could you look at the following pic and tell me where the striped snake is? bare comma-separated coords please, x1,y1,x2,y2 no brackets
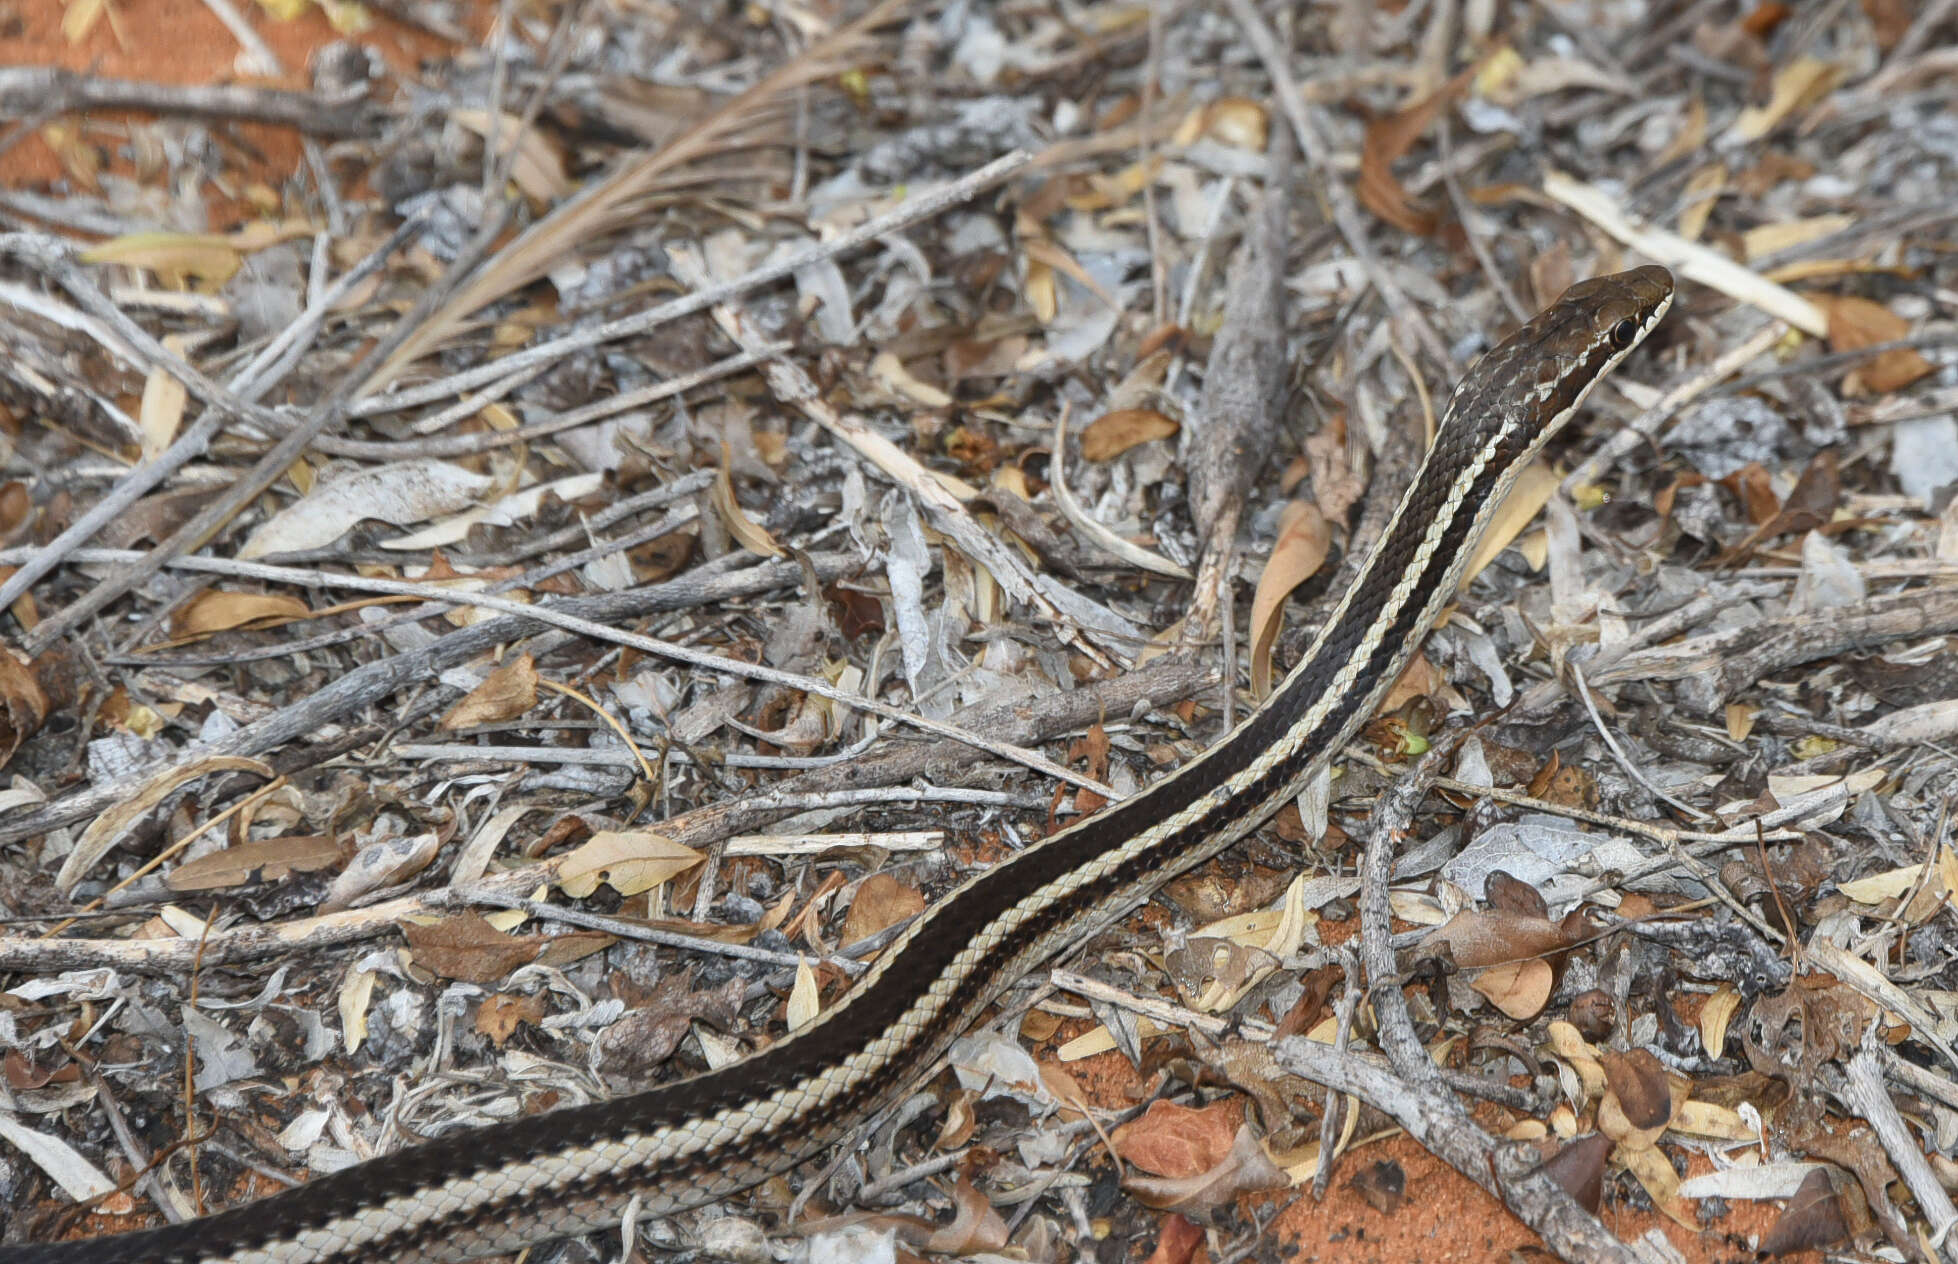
2,266,1673,1264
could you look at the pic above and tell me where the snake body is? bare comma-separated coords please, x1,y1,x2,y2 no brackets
2,265,1674,1264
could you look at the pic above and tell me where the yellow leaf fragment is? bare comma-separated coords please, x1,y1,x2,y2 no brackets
556,831,702,899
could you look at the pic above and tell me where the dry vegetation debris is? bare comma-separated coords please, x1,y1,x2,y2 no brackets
2,0,1958,1261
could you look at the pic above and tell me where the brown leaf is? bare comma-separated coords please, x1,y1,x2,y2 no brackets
922,1175,1009,1255
1356,66,1475,236
842,872,926,945
1139,1214,1206,1264
1533,1134,1612,1214
1123,1119,1288,1219
441,653,539,730
1599,1048,1674,1131
474,991,547,1047
1484,870,1548,920
1420,908,1580,969
596,966,747,1083
1348,1158,1406,1214
170,590,313,638
1248,502,1331,697
1113,1099,1244,1179
1568,989,1616,1044
1470,958,1555,1020
1080,408,1179,462
403,914,543,985
0,647,49,771
1810,293,1933,394
164,835,348,892
1760,1167,1849,1255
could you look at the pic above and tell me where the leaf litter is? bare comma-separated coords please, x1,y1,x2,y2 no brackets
2,1,1958,1262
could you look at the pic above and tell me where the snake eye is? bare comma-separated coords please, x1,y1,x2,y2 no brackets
1610,317,1640,349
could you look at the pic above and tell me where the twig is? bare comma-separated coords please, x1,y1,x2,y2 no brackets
0,68,376,136
1841,1042,1958,1263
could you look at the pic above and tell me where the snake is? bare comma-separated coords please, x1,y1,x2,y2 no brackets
0,265,1674,1264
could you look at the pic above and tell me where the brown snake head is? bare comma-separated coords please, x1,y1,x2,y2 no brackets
1446,263,1675,462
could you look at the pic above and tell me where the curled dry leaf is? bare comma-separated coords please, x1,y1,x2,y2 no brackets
1598,1047,1675,1133
1533,1133,1611,1214
1079,408,1179,462
712,443,784,558
324,830,441,910
171,590,312,638
1249,501,1331,697
921,1175,1009,1256
556,831,703,899
1699,982,1742,1059
0,648,49,772
440,653,540,730
1356,65,1474,236
240,460,495,559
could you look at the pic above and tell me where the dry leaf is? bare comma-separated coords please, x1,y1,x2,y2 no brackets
1462,460,1560,587
1617,1139,1695,1227
1357,66,1475,236
1248,502,1331,697
1728,57,1846,141
164,836,346,892
403,914,545,985
139,340,190,461
712,443,784,558
58,755,273,893
1420,908,1580,970
440,654,540,730
475,992,547,1047
1123,1119,1288,1219
1759,1167,1849,1255
1599,1048,1674,1132
922,1175,1009,1255
1114,1099,1244,1178
81,232,241,288
171,590,312,638
1304,414,1364,526
842,872,926,945
241,461,494,559
1810,293,1933,394
1534,1134,1611,1213
1080,409,1179,462
1139,1214,1206,1264
1470,958,1554,1020
0,649,50,772
557,831,702,899
1699,983,1742,1059
787,957,821,1031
